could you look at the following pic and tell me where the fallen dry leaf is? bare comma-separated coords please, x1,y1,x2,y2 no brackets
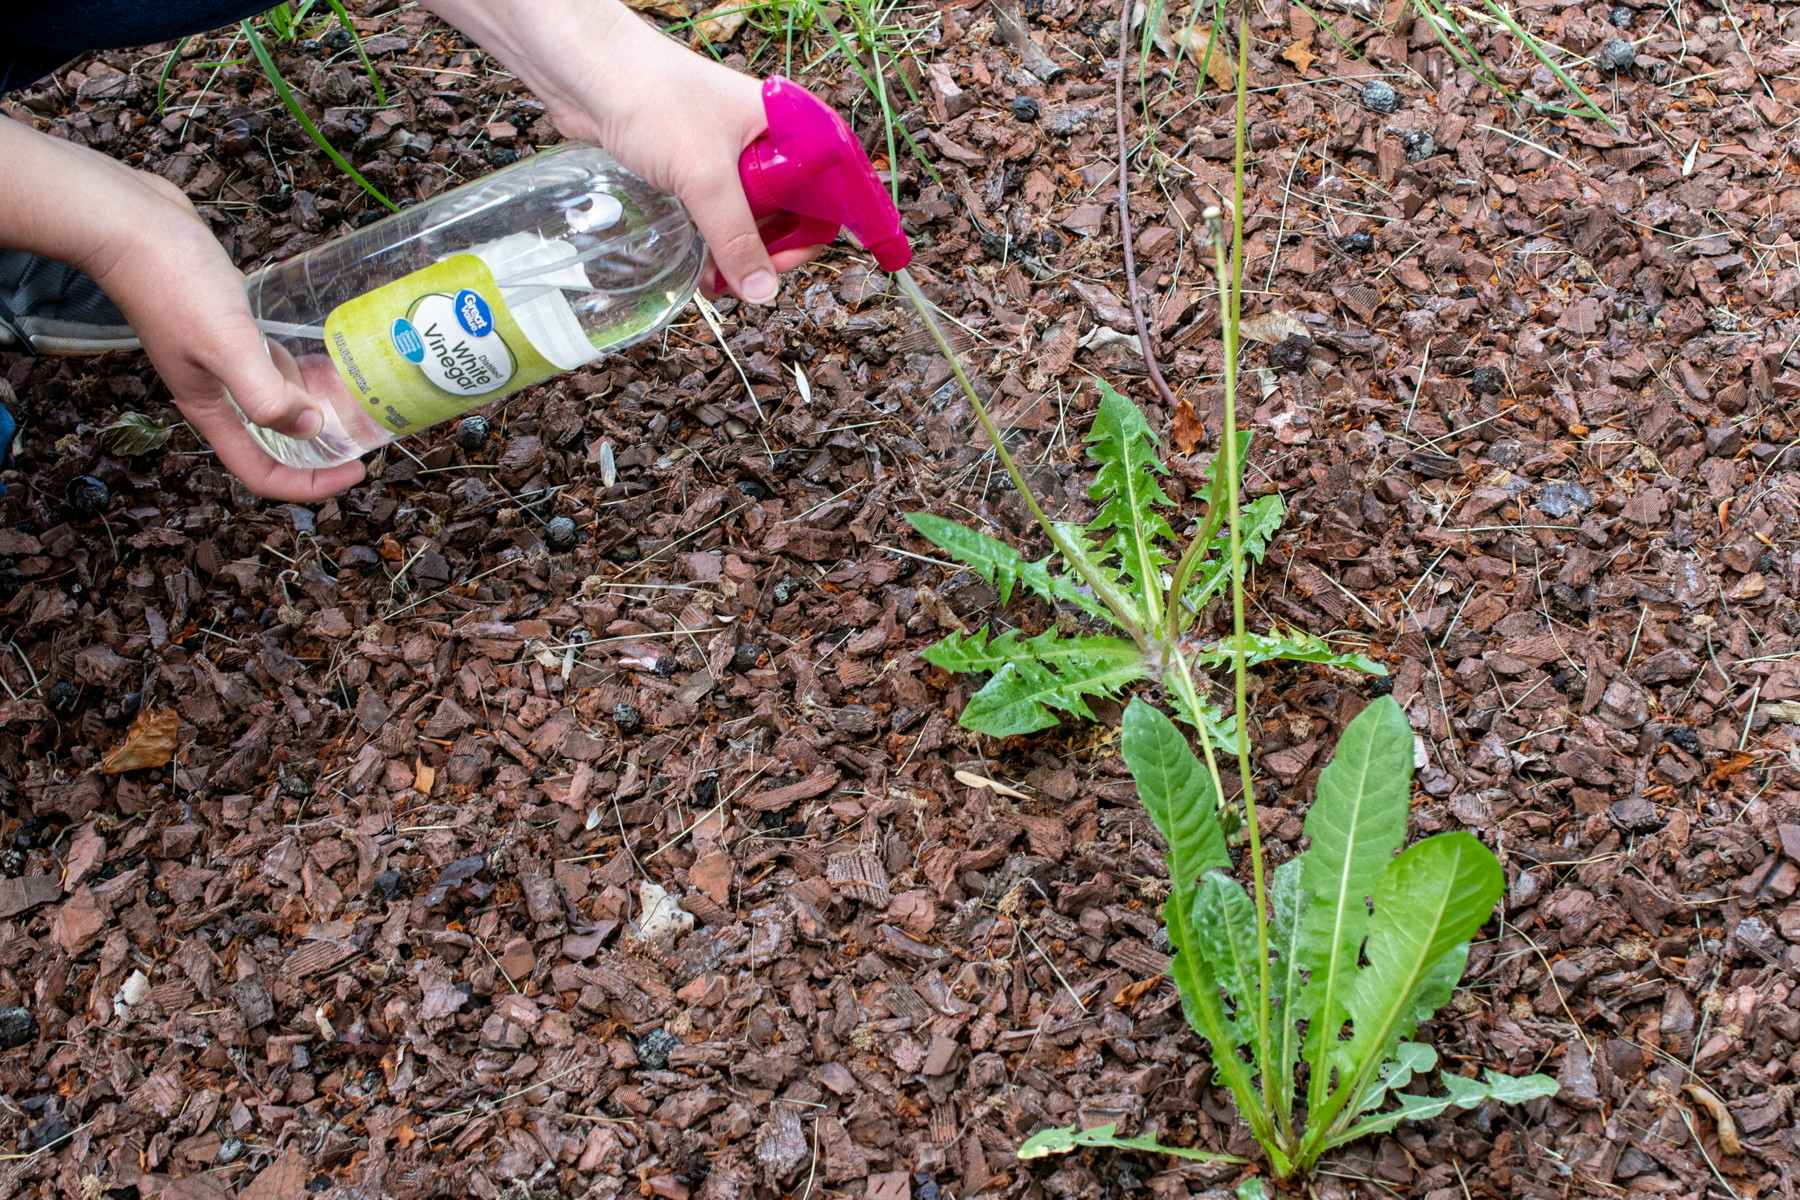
1172,397,1205,456
1175,24,1237,93
1281,39,1317,74
1111,975,1163,1007
1683,1083,1742,1155
1239,310,1311,345
625,0,690,16
953,769,1031,800
693,0,746,44
97,706,180,775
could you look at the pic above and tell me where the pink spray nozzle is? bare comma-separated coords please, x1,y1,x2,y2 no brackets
737,77,913,273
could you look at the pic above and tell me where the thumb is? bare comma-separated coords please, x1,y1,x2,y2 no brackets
687,167,779,305
200,311,322,440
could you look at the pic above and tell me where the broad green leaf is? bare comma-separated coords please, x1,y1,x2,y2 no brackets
1299,695,1414,1109
1191,871,1259,1050
1331,832,1505,1123
1085,383,1176,625
97,412,175,457
1017,1121,1246,1164
1191,631,1385,677
905,512,1108,622
1270,855,1306,1117
1385,943,1469,1056
1326,1069,1558,1150
1236,1180,1270,1200
1121,698,1230,894
959,642,1147,736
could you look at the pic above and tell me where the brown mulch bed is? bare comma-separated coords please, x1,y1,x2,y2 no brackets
2,1,1798,1197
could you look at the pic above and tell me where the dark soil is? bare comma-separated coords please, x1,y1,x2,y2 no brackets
3,2,1799,1198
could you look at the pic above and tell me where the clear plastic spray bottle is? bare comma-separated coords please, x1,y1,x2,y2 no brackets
240,78,912,469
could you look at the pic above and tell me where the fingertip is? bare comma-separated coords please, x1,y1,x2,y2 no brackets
740,270,778,305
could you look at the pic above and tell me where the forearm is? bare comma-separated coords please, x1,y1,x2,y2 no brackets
419,0,656,144
0,118,130,274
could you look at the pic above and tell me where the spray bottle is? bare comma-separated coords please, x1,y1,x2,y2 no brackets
242,77,912,469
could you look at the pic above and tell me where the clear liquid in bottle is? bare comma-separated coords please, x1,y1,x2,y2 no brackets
241,145,704,469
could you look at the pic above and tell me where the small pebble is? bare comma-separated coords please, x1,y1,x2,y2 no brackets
1469,365,1505,395
653,656,678,679
1359,80,1399,114
730,643,765,673
65,475,110,517
1598,38,1636,73
456,415,490,452
371,869,408,901
217,1137,247,1165
1368,675,1394,697
1009,96,1040,122
119,690,142,720
737,479,771,500
49,681,78,713
0,849,23,879
544,516,580,552
772,576,804,605
1537,480,1594,518
1401,130,1436,162
1270,334,1312,373
25,1114,71,1151
612,702,643,735
1608,5,1634,28
636,1027,679,1070
1665,726,1702,755
1340,231,1375,254
0,1006,35,1050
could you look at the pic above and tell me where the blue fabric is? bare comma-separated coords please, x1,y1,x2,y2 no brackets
0,392,16,496
2,1,268,92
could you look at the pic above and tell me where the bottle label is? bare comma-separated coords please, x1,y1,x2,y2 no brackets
323,254,561,436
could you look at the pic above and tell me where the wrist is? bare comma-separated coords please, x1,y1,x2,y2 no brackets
420,0,653,143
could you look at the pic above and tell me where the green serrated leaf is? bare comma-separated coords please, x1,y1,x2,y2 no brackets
1356,1041,1438,1115
905,512,1110,623
921,626,1135,678
1017,1122,1246,1164
1327,832,1505,1131
1053,521,1140,628
959,641,1147,736
1085,383,1176,626
1299,695,1415,1109
1191,630,1385,677
97,412,176,457
1192,871,1259,1049
1326,1069,1558,1150
1181,493,1285,613
1236,1180,1270,1200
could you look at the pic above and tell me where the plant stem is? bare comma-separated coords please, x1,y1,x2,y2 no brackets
894,272,1151,650
1114,0,1181,417
1215,2,1277,1128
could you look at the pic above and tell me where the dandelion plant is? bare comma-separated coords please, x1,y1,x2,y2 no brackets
898,2,1555,1183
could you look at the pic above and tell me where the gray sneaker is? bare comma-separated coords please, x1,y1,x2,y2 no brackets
0,251,141,356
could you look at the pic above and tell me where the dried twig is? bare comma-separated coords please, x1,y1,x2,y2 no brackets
1115,0,1179,412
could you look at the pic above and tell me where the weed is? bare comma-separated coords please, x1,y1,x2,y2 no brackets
898,2,1557,1181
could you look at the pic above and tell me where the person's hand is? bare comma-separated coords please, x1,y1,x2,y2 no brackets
423,0,825,304
0,119,364,501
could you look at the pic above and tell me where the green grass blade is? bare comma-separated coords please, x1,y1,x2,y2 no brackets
243,20,398,211
156,36,192,115
323,0,386,104
1478,0,1618,131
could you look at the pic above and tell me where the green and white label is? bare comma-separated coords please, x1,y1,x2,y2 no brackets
324,254,560,435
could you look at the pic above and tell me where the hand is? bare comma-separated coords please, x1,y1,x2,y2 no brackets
423,0,823,304
0,120,364,502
